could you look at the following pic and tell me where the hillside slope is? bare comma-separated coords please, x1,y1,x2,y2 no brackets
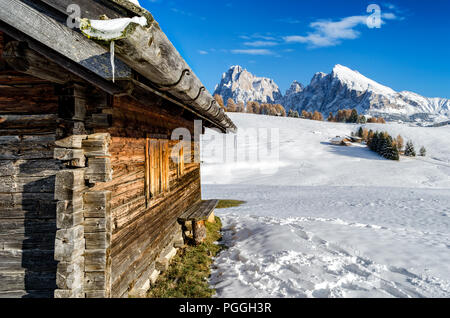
202,113,450,298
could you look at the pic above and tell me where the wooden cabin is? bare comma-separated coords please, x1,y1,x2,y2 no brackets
330,136,352,147
0,0,236,298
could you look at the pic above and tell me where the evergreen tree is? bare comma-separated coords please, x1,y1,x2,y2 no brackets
357,127,364,138
419,146,427,157
327,112,335,122
237,101,245,113
357,115,367,124
349,109,359,123
404,141,416,157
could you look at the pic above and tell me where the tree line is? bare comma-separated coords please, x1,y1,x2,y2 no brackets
355,127,426,161
215,95,386,124
214,95,287,117
327,109,386,124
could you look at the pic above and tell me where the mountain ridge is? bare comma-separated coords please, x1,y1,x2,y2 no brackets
214,64,450,122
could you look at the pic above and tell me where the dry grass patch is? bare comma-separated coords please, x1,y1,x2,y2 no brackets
147,216,224,298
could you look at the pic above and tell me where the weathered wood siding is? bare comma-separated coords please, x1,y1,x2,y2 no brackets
0,30,204,297
0,32,61,297
91,95,201,298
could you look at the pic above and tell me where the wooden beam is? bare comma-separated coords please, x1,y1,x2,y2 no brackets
115,79,228,133
3,41,74,84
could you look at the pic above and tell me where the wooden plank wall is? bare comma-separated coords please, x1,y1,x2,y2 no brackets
91,95,201,297
0,31,61,297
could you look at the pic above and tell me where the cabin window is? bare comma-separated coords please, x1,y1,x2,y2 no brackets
145,138,170,201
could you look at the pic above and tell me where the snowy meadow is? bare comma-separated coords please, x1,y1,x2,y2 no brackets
201,113,450,298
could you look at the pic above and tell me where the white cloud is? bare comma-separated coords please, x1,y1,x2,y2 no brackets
243,40,279,47
231,49,276,56
284,12,401,48
382,12,397,20
198,50,209,55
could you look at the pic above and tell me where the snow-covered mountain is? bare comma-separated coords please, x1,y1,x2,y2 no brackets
288,64,450,121
213,66,282,104
215,64,450,122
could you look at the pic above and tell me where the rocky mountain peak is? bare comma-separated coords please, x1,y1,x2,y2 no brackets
214,65,283,104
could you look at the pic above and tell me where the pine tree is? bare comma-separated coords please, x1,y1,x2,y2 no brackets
419,146,427,157
327,112,335,122
357,115,367,124
357,127,364,138
369,132,378,151
237,101,245,113
349,109,359,123
404,141,416,157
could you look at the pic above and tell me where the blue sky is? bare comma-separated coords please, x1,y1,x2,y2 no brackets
139,0,450,98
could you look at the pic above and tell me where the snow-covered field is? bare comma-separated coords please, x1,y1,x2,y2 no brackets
201,113,450,298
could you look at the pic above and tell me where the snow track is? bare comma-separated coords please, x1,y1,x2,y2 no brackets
211,214,450,298
202,113,450,298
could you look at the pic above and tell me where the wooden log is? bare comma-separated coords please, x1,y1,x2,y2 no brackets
193,220,206,245
0,219,56,235
82,133,111,157
57,210,83,229
84,271,106,291
85,232,109,250
0,135,56,160
0,159,62,177
55,257,84,290
0,175,55,193
84,250,107,272
0,290,54,298
0,113,57,129
0,270,57,292
2,41,74,84
55,135,87,149
85,290,106,298
85,157,112,183
84,218,108,234
54,225,84,262
83,191,111,218
54,148,85,167
54,288,84,298
54,169,86,201
0,250,57,271
0,84,57,114
0,232,56,250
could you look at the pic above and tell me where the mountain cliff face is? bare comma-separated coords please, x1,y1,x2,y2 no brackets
213,66,282,104
215,65,450,122
288,65,450,121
